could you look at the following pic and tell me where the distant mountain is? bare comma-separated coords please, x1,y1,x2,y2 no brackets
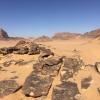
83,29,100,38
34,35,51,42
52,32,81,40
0,28,9,39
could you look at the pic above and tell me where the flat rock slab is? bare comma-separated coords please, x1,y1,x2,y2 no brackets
22,72,53,98
0,80,21,97
52,82,80,100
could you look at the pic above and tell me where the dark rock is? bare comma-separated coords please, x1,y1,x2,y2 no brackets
14,47,29,54
81,76,92,89
95,62,100,74
52,82,80,100
0,28,9,39
97,87,100,94
43,56,63,66
22,72,53,97
28,43,40,55
33,56,63,76
0,47,17,55
0,80,21,97
15,41,41,55
39,47,54,61
60,58,83,82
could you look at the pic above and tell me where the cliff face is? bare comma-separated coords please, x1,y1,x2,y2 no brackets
0,28,9,39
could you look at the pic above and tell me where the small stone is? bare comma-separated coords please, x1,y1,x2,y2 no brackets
95,62,100,74
81,76,92,89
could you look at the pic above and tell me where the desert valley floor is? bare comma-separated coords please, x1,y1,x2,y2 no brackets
0,38,100,100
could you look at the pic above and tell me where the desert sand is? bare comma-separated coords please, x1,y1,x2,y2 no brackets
0,38,100,100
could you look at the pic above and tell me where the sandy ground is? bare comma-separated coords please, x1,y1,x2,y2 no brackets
0,38,100,100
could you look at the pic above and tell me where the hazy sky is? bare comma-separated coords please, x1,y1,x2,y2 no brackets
0,0,100,37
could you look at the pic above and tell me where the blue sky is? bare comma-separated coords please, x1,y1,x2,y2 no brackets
0,0,100,37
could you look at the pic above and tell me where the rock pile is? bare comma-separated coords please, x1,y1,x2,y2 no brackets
22,56,63,97
0,40,84,100
0,40,53,55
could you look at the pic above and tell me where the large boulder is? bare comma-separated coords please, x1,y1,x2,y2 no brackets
0,80,21,97
0,28,9,39
52,82,80,100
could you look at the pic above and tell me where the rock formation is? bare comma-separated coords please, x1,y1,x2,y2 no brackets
52,32,81,40
0,28,9,39
83,28,100,38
